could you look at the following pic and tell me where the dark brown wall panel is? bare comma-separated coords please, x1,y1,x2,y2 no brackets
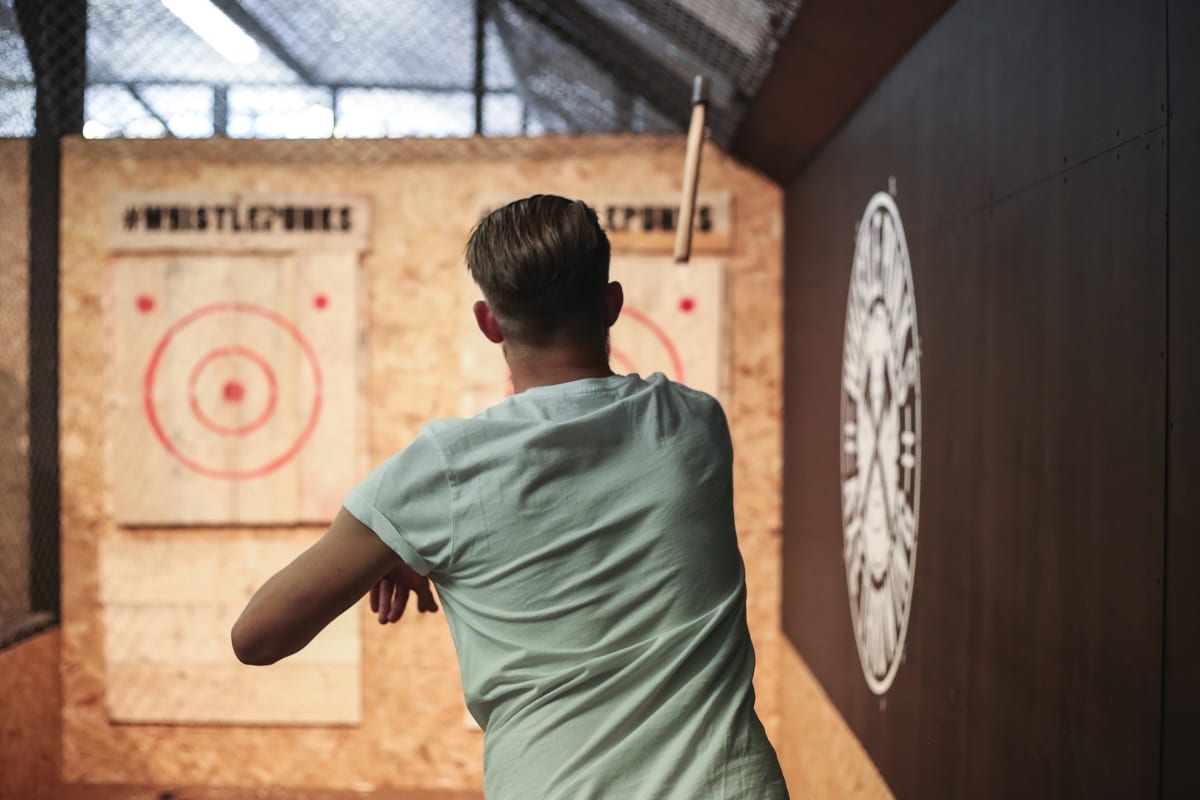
782,0,1167,797
1163,0,1199,797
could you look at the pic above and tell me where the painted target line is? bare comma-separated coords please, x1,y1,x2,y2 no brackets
187,345,279,436
612,305,687,382
608,347,638,375
143,302,323,481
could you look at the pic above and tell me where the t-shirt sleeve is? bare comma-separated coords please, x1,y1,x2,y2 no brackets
342,426,454,576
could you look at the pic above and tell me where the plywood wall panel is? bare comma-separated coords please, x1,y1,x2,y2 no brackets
99,532,360,725
106,663,360,725
60,135,782,792
777,639,891,799
0,138,30,623
103,604,356,665
0,629,61,799
100,535,316,605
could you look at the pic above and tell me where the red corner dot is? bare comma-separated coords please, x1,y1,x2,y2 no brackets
223,380,245,403
679,297,696,313
314,294,329,310
136,295,156,313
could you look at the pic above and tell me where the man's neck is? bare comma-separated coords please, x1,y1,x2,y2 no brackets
504,345,614,394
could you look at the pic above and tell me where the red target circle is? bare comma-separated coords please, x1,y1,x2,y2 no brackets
615,306,686,382
609,347,638,374
144,302,323,481
187,346,278,436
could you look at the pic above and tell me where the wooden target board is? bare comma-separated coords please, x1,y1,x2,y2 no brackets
462,257,725,415
101,193,367,726
100,535,360,725
110,252,363,525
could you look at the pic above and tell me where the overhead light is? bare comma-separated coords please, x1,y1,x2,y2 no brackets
160,0,261,64
82,120,110,139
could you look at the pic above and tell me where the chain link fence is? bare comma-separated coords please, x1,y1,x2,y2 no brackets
3,0,800,143
0,0,799,647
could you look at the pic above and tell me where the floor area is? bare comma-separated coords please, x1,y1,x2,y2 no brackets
45,787,483,800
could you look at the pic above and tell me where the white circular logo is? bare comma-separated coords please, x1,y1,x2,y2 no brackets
840,191,921,695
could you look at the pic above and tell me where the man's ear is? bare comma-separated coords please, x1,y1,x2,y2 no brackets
603,281,624,327
474,300,505,344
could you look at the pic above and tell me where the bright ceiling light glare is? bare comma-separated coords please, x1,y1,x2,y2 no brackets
82,120,110,139
160,0,261,64
306,104,334,138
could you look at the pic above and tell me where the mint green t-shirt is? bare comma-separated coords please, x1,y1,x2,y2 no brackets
344,373,787,799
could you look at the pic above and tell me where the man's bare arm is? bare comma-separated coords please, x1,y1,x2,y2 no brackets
231,507,401,665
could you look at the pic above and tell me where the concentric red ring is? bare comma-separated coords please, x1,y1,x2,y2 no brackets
143,302,323,481
617,306,686,382
187,346,278,436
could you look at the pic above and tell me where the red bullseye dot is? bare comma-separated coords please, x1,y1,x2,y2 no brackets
314,294,329,310
679,297,696,313
137,295,156,313
223,380,246,403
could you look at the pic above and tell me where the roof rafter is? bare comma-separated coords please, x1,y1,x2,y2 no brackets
620,0,753,91
124,83,172,130
504,0,693,131
208,0,319,85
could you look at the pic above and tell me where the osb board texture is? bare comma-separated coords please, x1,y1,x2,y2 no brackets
0,138,30,622
0,139,28,378
778,639,892,799
59,135,783,791
101,537,362,726
109,252,362,525
0,628,62,799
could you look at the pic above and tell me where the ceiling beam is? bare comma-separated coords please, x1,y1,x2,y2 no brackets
0,3,20,33
124,83,172,131
34,77,516,95
504,0,693,132
489,8,554,132
209,0,319,85
620,0,753,91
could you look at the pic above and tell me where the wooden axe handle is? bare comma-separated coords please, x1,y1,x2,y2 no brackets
673,76,708,263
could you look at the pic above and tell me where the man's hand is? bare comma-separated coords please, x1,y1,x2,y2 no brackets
370,560,439,624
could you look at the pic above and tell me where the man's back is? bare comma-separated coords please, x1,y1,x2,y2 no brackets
345,373,787,799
